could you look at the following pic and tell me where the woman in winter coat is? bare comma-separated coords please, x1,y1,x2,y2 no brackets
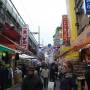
60,61,77,90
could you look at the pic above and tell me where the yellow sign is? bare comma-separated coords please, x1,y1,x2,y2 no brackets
66,0,77,44
62,0,79,60
60,45,79,60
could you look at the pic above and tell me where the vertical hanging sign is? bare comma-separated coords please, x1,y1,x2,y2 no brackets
62,15,68,45
21,25,29,50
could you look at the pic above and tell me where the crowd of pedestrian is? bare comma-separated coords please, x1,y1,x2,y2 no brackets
20,61,76,90
1,59,90,90
0,63,13,90
20,60,77,90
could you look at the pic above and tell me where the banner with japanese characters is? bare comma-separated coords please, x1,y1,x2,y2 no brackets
21,25,29,50
62,15,68,45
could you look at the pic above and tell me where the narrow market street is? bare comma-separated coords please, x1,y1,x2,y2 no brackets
8,84,21,90
0,0,90,90
10,80,60,90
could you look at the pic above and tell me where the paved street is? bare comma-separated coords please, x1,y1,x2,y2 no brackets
9,79,60,90
55,79,60,90
9,84,21,90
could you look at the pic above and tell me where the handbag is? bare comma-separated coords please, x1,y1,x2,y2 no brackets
48,81,54,90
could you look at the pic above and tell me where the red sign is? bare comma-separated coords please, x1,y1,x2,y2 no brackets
21,25,29,50
62,15,68,44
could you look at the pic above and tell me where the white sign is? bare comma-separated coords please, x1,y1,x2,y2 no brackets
21,25,29,50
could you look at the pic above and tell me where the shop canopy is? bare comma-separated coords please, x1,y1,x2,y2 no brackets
0,44,15,54
2,23,20,41
60,25,90,57
19,54,37,59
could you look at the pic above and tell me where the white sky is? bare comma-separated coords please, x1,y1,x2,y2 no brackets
11,0,67,45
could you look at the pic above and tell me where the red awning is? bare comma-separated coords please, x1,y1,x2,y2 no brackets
0,33,17,49
2,23,20,41
0,34,13,44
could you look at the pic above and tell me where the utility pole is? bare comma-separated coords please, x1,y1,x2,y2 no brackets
30,26,40,46
38,26,40,46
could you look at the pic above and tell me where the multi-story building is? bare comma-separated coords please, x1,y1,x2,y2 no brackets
75,0,90,35
74,0,90,61
59,0,79,60
0,0,38,55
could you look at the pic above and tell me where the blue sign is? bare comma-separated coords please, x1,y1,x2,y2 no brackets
85,0,90,14
48,44,52,48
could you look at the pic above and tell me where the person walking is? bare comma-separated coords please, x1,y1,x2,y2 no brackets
41,66,49,89
85,63,90,90
0,64,5,90
21,65,43,90
60,61,77,90
15,67,22,84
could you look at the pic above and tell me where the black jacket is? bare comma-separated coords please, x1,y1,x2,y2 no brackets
60,73,77,90
21,75,43,90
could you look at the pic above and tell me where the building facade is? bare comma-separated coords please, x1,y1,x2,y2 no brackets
75,0,90,35
0,0,38,55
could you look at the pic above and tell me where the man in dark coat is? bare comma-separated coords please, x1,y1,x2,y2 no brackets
21,65,43,90
85,63,90,89
60,61,77,90
0,65,5,90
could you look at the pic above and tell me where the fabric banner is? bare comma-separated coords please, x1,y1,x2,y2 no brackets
60,25,90,57
72,25,90,47
21,25,29,50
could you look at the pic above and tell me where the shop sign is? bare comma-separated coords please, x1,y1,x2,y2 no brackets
84,0,90,15
62,15,68,44
21,25,29,50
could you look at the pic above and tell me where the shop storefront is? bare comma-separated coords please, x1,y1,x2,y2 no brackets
0,22,21,88
60,25,90,62
0,44,15,63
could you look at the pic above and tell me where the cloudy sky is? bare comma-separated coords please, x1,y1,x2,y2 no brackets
11,0,67,45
